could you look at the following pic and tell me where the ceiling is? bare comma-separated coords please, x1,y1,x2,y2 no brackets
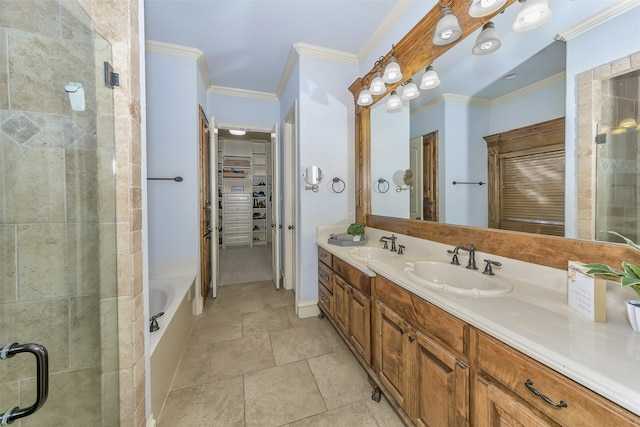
144,1,637,99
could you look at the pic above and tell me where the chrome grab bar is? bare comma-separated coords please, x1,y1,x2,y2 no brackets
1,342,49,425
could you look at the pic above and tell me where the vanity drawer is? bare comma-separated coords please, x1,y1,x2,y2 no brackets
375,275,467,357
333,257,370,296
318,246,333,268
318,282,333,317
318,261,333,290
476,331,639,427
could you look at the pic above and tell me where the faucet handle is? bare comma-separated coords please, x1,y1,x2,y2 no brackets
482,259,502,275
397,245,405,255
447,248,460,265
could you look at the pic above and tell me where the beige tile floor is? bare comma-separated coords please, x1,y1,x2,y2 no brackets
157,280,405,427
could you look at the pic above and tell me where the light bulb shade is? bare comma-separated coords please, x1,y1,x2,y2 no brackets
357,87,373,106
472,22,501,55
420,65,441,90
386,90,402,111
382,57,403,84
400,80,420,100
611,127,628,135
619,118,638,129
512,0,552,32
468,0,508,18
370,72,386,95
432,7,462,45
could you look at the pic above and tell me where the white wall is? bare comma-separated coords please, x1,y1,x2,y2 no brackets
208,92,279,128
565,6,640,238
296,55,358,303
146,52,200,262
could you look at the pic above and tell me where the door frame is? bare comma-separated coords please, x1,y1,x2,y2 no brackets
283,103,298,295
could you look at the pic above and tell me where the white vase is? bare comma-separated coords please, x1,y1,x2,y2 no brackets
352,235,362,241
626,300,640,333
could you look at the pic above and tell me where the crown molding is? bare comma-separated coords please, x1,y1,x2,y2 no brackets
209,86,279,102
146,39,211,87
294,42,358,65
443,93,491,106
555,0,640,42
358,0,416,62
489,72,565,106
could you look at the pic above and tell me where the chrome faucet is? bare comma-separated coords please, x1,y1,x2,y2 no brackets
150,312,164,332
379,234,397,251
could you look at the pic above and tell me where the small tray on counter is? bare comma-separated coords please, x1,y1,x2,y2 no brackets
327,237,367,246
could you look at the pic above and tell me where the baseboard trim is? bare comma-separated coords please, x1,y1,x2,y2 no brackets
297,300,320,319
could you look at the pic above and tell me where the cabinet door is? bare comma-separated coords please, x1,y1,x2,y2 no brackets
333,275,350,335
349,286,371,366
412,330,469,427
375,300,411,411
475,375,556,427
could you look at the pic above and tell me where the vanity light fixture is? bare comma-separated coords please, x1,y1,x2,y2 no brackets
512,0,552,32
370,71,386,95
400,79,420,100
433,4,462,45
472,21,501,55
357,86,374,106
468,0,507,17
611,127,627,135
382,46,403,84
386,90,402,111
619,118,638,129
229,129,246,136
420,65,441,90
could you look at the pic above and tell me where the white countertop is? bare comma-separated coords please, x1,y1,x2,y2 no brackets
317,226,640,417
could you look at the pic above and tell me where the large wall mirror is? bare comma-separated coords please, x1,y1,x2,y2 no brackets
352,0,640,270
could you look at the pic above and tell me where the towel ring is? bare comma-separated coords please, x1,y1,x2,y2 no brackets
376,178,390,193
331,177,345,193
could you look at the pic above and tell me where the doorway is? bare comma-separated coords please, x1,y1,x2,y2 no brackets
409,131,439,221
215,127,277,288
283,103,298,297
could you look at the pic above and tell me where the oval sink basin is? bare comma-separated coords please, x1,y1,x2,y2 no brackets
403,261,513,297
348,247,398,262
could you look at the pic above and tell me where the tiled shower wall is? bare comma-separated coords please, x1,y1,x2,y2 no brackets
577,51,640,242
596,70,640,243
0,0,119,425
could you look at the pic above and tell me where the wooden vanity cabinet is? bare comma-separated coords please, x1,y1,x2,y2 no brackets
375,274,471,427
474,331,639,427
316,247,372,366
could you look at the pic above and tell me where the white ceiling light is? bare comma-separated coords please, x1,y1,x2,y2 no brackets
400,79,420,100
382,55,403,84
420,65,441,90
472,21,501,55
386,90,402,111
370,72,386,95
433,6,462,45
229,129,246,136
512,0,552,32
356,86,373,106
468,0,507,17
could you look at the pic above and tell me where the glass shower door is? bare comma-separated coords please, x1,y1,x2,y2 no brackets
0,1,119,425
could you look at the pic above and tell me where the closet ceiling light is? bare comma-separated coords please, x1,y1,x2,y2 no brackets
420,65,441,90
370,72,387,95
229,129,246,136
382,57,403,84
400,79,420,100
357,86,373,106
472,21,501,55
386,90,402,111
512,0,552,32
433,7,462,45
468,0,508,17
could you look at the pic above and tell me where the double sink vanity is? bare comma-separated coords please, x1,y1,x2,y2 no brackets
316,226,640,426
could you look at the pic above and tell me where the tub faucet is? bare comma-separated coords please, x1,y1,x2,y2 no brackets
150,312,164,332
379,234,397,251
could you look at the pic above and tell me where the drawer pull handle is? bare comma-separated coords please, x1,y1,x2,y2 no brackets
400,328,407,335
320,273,328,280
320,254,327,258
320,295,327,302
524,379,567,408
408,335,415,342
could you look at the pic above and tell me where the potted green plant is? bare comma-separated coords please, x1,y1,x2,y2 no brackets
583,231,640,332
347,223,365,241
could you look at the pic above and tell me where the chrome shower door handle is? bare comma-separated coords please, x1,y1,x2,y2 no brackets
0,342,49,425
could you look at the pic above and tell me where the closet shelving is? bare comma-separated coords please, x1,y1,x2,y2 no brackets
252,141,268,245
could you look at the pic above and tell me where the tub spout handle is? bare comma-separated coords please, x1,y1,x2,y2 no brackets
150,312,164,332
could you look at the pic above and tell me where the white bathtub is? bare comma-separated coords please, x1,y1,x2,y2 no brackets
149,273,196,419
